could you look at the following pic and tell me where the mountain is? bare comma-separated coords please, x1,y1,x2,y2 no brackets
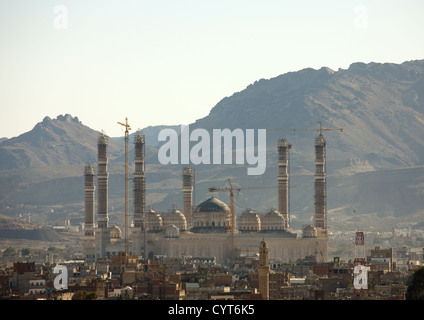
0,114,123,170
1,59,424,232
193,60,424,169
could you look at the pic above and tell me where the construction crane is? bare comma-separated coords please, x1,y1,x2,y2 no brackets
269,121,343,136
118,118,131,256
208,178,283,263
316,121,343,136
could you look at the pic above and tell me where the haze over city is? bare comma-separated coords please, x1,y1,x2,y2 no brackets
1,0,424,138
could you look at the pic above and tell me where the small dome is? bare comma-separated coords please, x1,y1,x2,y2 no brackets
146,208,163,231
261,209,286,231
165,224,180,238
110,225,122,239
303,225,317,238
163,207,187,231
238,209,261,232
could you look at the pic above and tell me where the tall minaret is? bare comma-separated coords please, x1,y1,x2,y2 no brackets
258,240,270,300
84,163,96,232
314,132,327,231
97,133,109,229
83,163,96,263
182,167,193,228
96,133,110,258
277,138,291,229
132,133,146,256
133,133,146,229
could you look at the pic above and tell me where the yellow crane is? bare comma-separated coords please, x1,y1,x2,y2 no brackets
208,178,282,262
118,118,131,256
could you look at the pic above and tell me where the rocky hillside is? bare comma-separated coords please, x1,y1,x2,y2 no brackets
193,60,424,169
0,114,123,170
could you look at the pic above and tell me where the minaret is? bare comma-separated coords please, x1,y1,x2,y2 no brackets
84,163,96,232
133,133,146,229
182,166,194,228
83,163,96,263
258,239,270,300
277,138,291,229
132,132,146,256
314,132,327,232
97,133,109,229
96,133,110,258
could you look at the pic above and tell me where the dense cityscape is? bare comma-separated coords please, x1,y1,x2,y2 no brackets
1,230,423,300
1,128,424,301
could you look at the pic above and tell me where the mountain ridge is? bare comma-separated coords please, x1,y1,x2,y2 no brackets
192,59,424,169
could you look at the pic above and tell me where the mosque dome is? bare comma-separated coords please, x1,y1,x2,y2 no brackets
192,197,231,232
162,207,187,231
302,225,317,238
238,209,261,232
196,197,230,213
261,209,286,231
165,224,180,238
146,208,163,232
110,225,123,239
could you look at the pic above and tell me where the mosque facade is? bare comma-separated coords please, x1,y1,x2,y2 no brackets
83,133,328,265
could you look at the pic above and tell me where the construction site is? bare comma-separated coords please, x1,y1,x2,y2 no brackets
82,121,343,265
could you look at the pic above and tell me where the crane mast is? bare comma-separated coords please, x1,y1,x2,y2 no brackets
209,178,281,263
118,118,131,256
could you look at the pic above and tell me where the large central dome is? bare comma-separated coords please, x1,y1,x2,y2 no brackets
192,197,231,232
196,197,230,213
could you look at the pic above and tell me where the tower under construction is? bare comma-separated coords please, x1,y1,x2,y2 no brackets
277,138,291,229
96,133,110,258
314,131,327,233
182,166,194,228
83,163,96,263
97,134,109,229
83,124,333,265
132,132,147,256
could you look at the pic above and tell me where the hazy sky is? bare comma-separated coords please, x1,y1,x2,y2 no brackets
0,0,423,138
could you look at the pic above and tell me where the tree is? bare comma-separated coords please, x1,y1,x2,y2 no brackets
21,248,32,256
2,247,17,256
406,267,424,300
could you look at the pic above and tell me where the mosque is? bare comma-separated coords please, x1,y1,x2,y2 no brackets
82,132,328,265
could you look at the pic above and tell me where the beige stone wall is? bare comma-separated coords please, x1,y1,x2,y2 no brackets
192,210,231,228
147,232,328,264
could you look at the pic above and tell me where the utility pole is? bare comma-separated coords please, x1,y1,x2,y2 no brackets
118,118,131,255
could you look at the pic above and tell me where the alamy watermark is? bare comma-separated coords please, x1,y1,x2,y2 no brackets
53,265,68,290
353,264,368,290
53,5,68,30
354,4,368,29
158,125,267,175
